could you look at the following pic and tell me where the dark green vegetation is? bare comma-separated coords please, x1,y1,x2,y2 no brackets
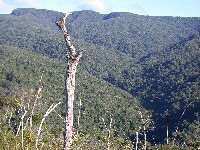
0,8,199,149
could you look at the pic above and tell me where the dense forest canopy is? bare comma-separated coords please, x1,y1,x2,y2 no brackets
0,8,199,149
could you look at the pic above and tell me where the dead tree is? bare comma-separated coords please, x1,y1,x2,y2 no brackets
56,13,82,150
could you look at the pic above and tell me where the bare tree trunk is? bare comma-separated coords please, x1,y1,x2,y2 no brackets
107,118,112,150
21,109,27,149
166,110,169,145
77,99,82,132
56,13,82,150
144,126,147,150
135,132,138,150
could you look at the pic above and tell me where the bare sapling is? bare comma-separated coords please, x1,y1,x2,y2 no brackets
173,98,197,145
138,109,154,150
36,101,61,149
107,117,113,150
77,99,82,134
30,73,44,130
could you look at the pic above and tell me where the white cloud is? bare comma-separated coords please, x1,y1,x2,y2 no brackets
0,0,45,14
15,0,43,8
131,3,148,15
0,0,15,14
0,0,5,8
78,0,107,13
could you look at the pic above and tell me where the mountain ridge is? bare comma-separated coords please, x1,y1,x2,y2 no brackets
0,8,199,147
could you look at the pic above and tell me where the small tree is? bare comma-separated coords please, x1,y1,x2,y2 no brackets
56,13,82,150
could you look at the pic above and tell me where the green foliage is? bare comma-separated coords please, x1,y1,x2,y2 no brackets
0,8,199,149
177,116,200,149
32,113,43,124
154,144,180,150
0,44,142,149
72,129,134,150
0,96,20,107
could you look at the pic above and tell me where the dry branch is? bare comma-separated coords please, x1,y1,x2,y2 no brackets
56,13,82,150
36,102,61,149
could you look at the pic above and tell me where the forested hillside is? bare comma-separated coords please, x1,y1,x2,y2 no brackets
0,8,199,149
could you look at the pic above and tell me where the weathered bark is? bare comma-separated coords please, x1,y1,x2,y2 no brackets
56,13,82,150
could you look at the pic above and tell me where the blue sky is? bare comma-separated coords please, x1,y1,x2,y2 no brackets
0,0,199,17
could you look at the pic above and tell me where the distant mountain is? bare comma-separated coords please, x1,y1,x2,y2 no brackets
0,8,199,147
